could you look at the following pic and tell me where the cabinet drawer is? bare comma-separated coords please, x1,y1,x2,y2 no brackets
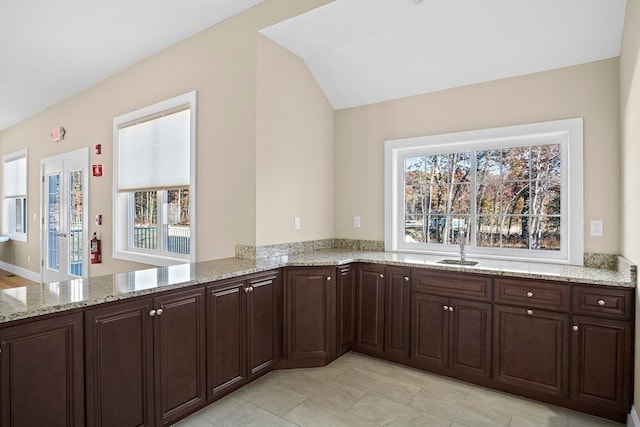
572,286,633,320
495,278,570,311
413,270,492,301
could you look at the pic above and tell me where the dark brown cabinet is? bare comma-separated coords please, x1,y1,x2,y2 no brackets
384,267,411,362
0,312,84,427
354,264,385,356
207,272,278,400
493,304,569,398
336,264,356,356
284,267,335,367
412,293,491,379
85,288,206,427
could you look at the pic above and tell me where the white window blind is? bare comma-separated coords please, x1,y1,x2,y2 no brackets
117,108,190,191
4,156,27,197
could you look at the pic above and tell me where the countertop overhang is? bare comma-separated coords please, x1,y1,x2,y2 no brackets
1,250,635,324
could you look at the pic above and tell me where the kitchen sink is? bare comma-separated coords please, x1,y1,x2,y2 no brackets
437,259,479,266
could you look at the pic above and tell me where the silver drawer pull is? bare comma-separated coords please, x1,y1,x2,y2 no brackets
404,276,409,281
149,310,156,317
443,305,449,311
597,299,605,306
156,308,163,316
326,276,332,281
526,291,533,298
380,274,384,279
448,306,454,312
526,309,533,316
572,325,579,331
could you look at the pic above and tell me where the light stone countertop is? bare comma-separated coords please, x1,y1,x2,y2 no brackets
0,249,635,324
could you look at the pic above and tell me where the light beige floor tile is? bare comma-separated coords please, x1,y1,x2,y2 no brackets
284,398,378,427
349,394,451,426
231,376,307,416
465,386,569,422
567,412,624,426
330,352,398,375
186,396,244,424
510,413,569,427
409,386,466,420
386,365,473,397
216,402,297,427
333,366,421,405
172,410,217,427
454,398,513,427
277,370,366,411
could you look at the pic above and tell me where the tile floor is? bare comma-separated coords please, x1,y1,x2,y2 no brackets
174,352,623,427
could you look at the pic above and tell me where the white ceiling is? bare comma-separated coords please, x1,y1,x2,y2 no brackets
0,0,264,131
261,0,627,110
0,0,628,132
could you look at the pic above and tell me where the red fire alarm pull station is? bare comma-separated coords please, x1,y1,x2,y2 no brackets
92,165,103,177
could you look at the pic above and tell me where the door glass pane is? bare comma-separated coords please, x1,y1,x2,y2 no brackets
69,170,83,276
167,188,190,254
47,174,60,270
133,190,157,250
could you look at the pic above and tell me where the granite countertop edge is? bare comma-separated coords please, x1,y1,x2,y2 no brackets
1,250,635,324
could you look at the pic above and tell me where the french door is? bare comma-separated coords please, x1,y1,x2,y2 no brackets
41,148,89,283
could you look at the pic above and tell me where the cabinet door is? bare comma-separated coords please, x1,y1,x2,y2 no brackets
0,312,84,427
207,279,247,400
493,304,569,398
355,264,385,355
411,293,449,373
336,265,356,356
85,298,155,427
385,267,410,362
571,315,632,411
449,298,491,379
285,268,335,362
154,288,206,426
247,273,278,378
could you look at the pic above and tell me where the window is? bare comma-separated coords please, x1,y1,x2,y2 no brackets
113,91,196,265
2,149,28,241
385,118,583,264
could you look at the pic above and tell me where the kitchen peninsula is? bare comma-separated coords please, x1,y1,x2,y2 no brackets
0,249,635,426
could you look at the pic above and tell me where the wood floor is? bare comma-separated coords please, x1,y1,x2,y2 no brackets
0,269,37,289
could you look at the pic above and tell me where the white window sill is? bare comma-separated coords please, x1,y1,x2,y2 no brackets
113,250,191,267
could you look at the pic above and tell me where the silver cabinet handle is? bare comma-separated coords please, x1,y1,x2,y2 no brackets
244,287,250,293
526,309,533,316
248,286,254,292
326,276,332,281
149,310,156,317
572,325,579,331
57,233,67,238
443,305,449,311
597,299,605,306
380,274,384,279
448,306,454,312
526,291,533,298
156,308,163,316
404,276,409,281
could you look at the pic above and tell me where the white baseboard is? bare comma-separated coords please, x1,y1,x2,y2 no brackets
629,405,640,427
0,260,40,283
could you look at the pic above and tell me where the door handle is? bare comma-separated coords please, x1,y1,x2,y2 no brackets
57,233,67,238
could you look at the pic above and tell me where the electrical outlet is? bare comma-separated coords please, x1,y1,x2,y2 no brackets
590,220,603,237
354,216,361,228
294,216,301,230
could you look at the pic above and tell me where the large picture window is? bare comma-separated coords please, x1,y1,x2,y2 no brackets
385,119,583,264
113,92,196,265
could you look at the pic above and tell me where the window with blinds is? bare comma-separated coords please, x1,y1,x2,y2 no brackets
113,92,196,265
2,149,28,240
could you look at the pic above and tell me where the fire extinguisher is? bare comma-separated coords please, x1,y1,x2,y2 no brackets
90,232,102,264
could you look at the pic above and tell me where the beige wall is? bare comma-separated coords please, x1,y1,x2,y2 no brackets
0,0,332,277
255,35,334,245
620,0,640,415
335,58,621,255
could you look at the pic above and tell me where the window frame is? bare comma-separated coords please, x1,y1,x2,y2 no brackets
2,149,28,242
384,118,583,265
113,91,197,266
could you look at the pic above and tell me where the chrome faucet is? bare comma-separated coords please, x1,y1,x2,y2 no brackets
458,228,466,261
